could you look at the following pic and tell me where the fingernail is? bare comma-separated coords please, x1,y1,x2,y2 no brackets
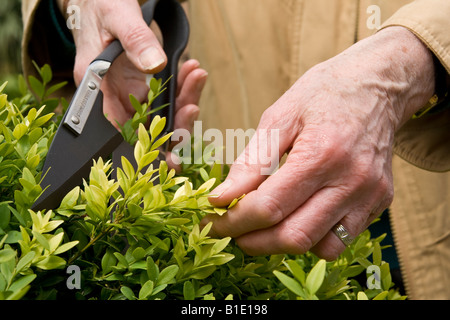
209,180,232,198
197,71,208,88
139,46,166,71
189,109,200,130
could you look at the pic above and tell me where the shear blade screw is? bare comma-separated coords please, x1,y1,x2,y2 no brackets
71,116,80,125
88,82,97,90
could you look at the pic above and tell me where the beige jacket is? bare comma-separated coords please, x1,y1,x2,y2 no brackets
22,0,450,299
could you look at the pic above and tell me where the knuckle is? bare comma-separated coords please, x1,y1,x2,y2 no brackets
122,25,152,48
278,226,313,255
310,239,344,261
255,196,285,227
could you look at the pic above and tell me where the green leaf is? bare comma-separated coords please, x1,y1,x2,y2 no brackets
149,77,162,96
59,187,80,210
305,259,326,296
18,74,28,96
372,242,382,266
285,260,306,286
4,231,22,244
357,291,369,300
129,94,143,113
211,237,231,255
188,265,216,280
113,252,129,268
150,132,173,151
199,168,209,182
159,160,168,185
138,123,150,151
0,248,16,263
41,220,64,234
149,116,166,141
120,286,136,300
134,141,145,165
139,280,154,300
8,274,37,300
12,123,28,141
53,240,79,255
373,291,389,300
341,265,365,278
0,204,10,230
45,81,67,97
273,270,305,298
121,156,135,180
48,232,64,253
28,76,45,99
132,247,146,261
41,64,53,85
138,150,159,170
35,255,66,270
380,262,392,290
15,252,36,274
146,257,159,283
151,284,167,296
101,249,117,275
32,230,50,251
196,178,216,195
32,113,54,128
156,265,179,286
8,274,36,294
183,281,195,300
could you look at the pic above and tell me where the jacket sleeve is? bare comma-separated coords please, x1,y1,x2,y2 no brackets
380,0,450,172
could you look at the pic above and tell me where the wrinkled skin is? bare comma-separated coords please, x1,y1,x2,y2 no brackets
204,26,435,261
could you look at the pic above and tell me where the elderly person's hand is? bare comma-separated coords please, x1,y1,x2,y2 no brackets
59,0,207,130
205,26,436,260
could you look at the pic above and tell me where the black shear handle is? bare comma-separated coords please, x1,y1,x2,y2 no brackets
95,0,189,134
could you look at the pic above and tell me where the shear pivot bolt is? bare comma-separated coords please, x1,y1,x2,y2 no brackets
71,116,80,125
88,82,97,90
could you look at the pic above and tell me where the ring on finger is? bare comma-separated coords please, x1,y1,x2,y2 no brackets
332,223,354,246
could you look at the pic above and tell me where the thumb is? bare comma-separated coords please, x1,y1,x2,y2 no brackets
107,4,167,73
208,127,286,207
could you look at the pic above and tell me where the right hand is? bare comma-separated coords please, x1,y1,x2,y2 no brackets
60,0,207,131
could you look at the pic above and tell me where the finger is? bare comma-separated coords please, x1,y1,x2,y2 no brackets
99,54,149,126
177,59,201,96
73,50,94,86
232,186,365,258
173,104,200,133
203,147,332,238
176,68,208,110
103,2,167,73
207,102,305,208
310,204,385,260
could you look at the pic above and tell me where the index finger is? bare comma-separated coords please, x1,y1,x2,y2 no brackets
204,146,331,238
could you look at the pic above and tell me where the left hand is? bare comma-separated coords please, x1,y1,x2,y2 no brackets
203,27,436,260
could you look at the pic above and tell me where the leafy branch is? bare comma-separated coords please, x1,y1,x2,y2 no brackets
0,64,406,300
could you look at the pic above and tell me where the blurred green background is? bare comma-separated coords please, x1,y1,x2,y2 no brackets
0,0,24,95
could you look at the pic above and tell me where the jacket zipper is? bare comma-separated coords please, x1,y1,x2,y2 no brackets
388,207,411,298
